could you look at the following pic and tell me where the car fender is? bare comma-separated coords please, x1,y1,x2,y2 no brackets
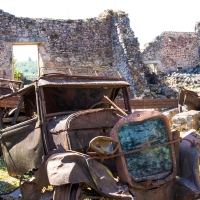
47,151,133,199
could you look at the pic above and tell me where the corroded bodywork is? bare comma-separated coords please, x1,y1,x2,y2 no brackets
0,74,200,200
178,88,200,112
0,78,23,155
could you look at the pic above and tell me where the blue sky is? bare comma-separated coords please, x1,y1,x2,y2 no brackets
1,0,200,61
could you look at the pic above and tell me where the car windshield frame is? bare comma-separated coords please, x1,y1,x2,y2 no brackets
40,85,130,117
37,76,131,118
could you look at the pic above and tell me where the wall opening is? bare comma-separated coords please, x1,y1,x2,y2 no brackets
147,63,157,74
144,60,162,74
12,44,39,84
168,37,175,42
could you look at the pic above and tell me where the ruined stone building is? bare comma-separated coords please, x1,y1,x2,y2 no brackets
0,9,148,98
142,31,199,73
2,8,200,99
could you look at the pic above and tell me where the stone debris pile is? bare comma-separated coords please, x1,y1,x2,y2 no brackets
165,70,200,95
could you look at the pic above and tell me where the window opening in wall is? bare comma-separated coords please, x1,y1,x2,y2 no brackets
168,37,175,42
177,64,182,71
13,45,38,85
148,63,157,74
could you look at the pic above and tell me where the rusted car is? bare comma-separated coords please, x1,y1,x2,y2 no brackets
0,74,200,200
178,87,200,112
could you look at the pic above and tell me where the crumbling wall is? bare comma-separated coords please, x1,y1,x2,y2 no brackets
142,32,199,73
0,9,114,77
0,9,146,98
195,21,200,60
0,40,13,78
111,10,146,98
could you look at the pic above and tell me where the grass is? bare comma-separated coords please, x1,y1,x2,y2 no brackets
0,156,20,194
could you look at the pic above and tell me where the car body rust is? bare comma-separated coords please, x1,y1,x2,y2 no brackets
0,74,200,200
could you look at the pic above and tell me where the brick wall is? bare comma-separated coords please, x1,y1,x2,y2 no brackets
142,32,199,72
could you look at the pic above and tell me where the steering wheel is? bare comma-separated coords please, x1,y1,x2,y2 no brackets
89,101,113,109
90,96,128,117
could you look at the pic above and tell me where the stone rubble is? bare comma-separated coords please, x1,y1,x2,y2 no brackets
141,64,200,99
163,108,200,135
164,66,200,94
162,108,179,127
172,110,200,132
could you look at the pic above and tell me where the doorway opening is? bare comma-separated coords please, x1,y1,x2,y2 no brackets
147,63,157,74
12,44,39,84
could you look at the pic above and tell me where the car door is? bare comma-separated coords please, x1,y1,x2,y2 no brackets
0,85,45,176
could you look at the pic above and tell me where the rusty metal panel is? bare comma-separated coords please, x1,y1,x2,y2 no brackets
0,79,24,108
0,84,34,101
87,159,133,199
175,131,200,199
0,87,12,96
20,147,67,200
183,92,200,110
53,185,72,200
178,88,198,106
0,96,21,108
115,99,178,110
38,76,130,87
0,78,23,89
47,115,71,151
66,109,122,153
129,181,175,200
47,151,133,199
47,152,94,186
178,88,199,112
47,108,122,153
0,118,44,176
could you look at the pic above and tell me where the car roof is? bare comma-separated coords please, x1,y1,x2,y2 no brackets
0,75,130,100
38,75,130,87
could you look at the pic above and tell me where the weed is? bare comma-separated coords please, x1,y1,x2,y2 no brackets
0,156,20,194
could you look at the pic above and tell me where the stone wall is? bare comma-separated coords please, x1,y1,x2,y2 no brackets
0,9,146,98
142,32,199,73
172,110,200,132
163,66,200,96
111,11,146,98
195,21,200,59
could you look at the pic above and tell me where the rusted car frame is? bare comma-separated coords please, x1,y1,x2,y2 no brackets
178,87,200,112
0,78,23,95
0,74,200,200
0,78,24,155
0,75,131,175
